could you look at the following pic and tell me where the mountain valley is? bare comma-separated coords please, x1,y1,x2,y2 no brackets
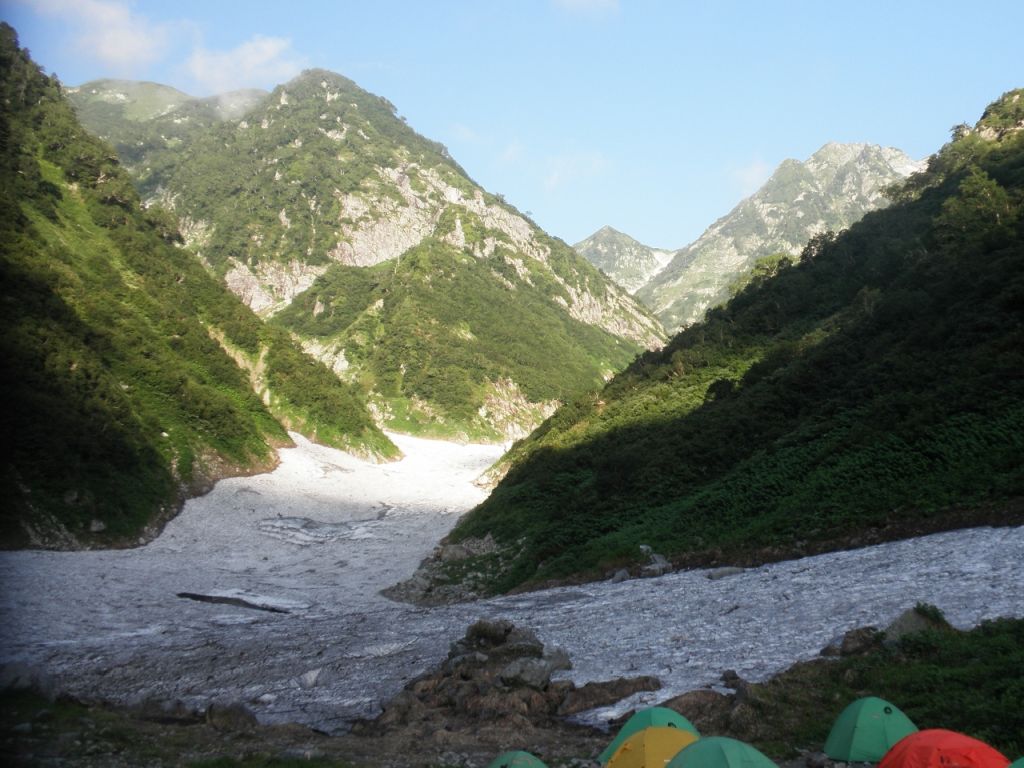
2,16,1023,766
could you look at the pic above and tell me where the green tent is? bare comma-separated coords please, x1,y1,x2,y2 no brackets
1007,760,1023,768
824,696,918,762
599,706,700,765
487,750,548,768
666,736,777,768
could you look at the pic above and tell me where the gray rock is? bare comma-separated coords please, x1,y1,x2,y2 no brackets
298,668,323,689
89,519,107,533
641,553,672,578
706,566,746,580
639,544,653,556
500,657,553,690
609,568,631,583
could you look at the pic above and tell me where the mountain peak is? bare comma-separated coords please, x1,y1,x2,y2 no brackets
638,141,924,329
574,226,674,293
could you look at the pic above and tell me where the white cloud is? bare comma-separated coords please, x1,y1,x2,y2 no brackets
28,0,170,73
543,150,609,192
733,158,773,196
186,35,307,95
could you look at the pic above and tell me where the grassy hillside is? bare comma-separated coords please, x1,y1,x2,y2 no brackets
275,236,642,439
446,90,1024,593
0,25,394,548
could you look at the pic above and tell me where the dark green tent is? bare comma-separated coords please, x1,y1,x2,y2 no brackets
599,706,700,765
666,736,776,768
824,696,918,762
487,750,548,768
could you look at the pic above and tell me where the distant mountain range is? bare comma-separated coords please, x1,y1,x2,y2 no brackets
576,143,924,330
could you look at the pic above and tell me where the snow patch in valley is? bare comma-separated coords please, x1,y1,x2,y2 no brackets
0,434,1020,734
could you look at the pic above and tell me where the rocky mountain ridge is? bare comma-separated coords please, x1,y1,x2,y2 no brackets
634,142,924,329
574,225,674,293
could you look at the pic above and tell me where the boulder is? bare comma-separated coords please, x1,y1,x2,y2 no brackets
500,658,553,690
641,553,673,578
609,569,631,583
298,668,323,689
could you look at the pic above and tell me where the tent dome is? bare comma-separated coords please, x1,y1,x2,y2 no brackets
599,707,700,764
487,750,548,768
667,736,777,768
606,726,699,768
824,696,918,762
879,729,1009,768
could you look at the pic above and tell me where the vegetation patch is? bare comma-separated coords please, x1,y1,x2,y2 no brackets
449,89,1024,592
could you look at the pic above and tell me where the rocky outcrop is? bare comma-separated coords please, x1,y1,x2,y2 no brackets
575,225,674,293
224,258,328,317
358,619,660,745
477,378,559,442
382,534,507,605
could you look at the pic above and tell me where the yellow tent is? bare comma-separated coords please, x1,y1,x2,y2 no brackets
606,726,699,768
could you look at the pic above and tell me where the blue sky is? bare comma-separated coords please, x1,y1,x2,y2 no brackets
5,1,1023,248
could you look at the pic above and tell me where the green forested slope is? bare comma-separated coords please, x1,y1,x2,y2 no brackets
274,236,643,439
70,69,664,439
0,26,393,548
447,90,1024,592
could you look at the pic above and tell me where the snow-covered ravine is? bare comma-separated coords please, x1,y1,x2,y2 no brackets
1,434,1022,734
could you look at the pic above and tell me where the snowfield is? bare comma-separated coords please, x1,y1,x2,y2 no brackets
1,433,1021,734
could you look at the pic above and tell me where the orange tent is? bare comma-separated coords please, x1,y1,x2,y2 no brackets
879,729,1009,768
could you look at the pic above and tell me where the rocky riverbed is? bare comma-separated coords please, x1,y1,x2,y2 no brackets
1,433,1022,736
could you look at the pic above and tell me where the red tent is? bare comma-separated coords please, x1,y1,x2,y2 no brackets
879,729,1009,768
